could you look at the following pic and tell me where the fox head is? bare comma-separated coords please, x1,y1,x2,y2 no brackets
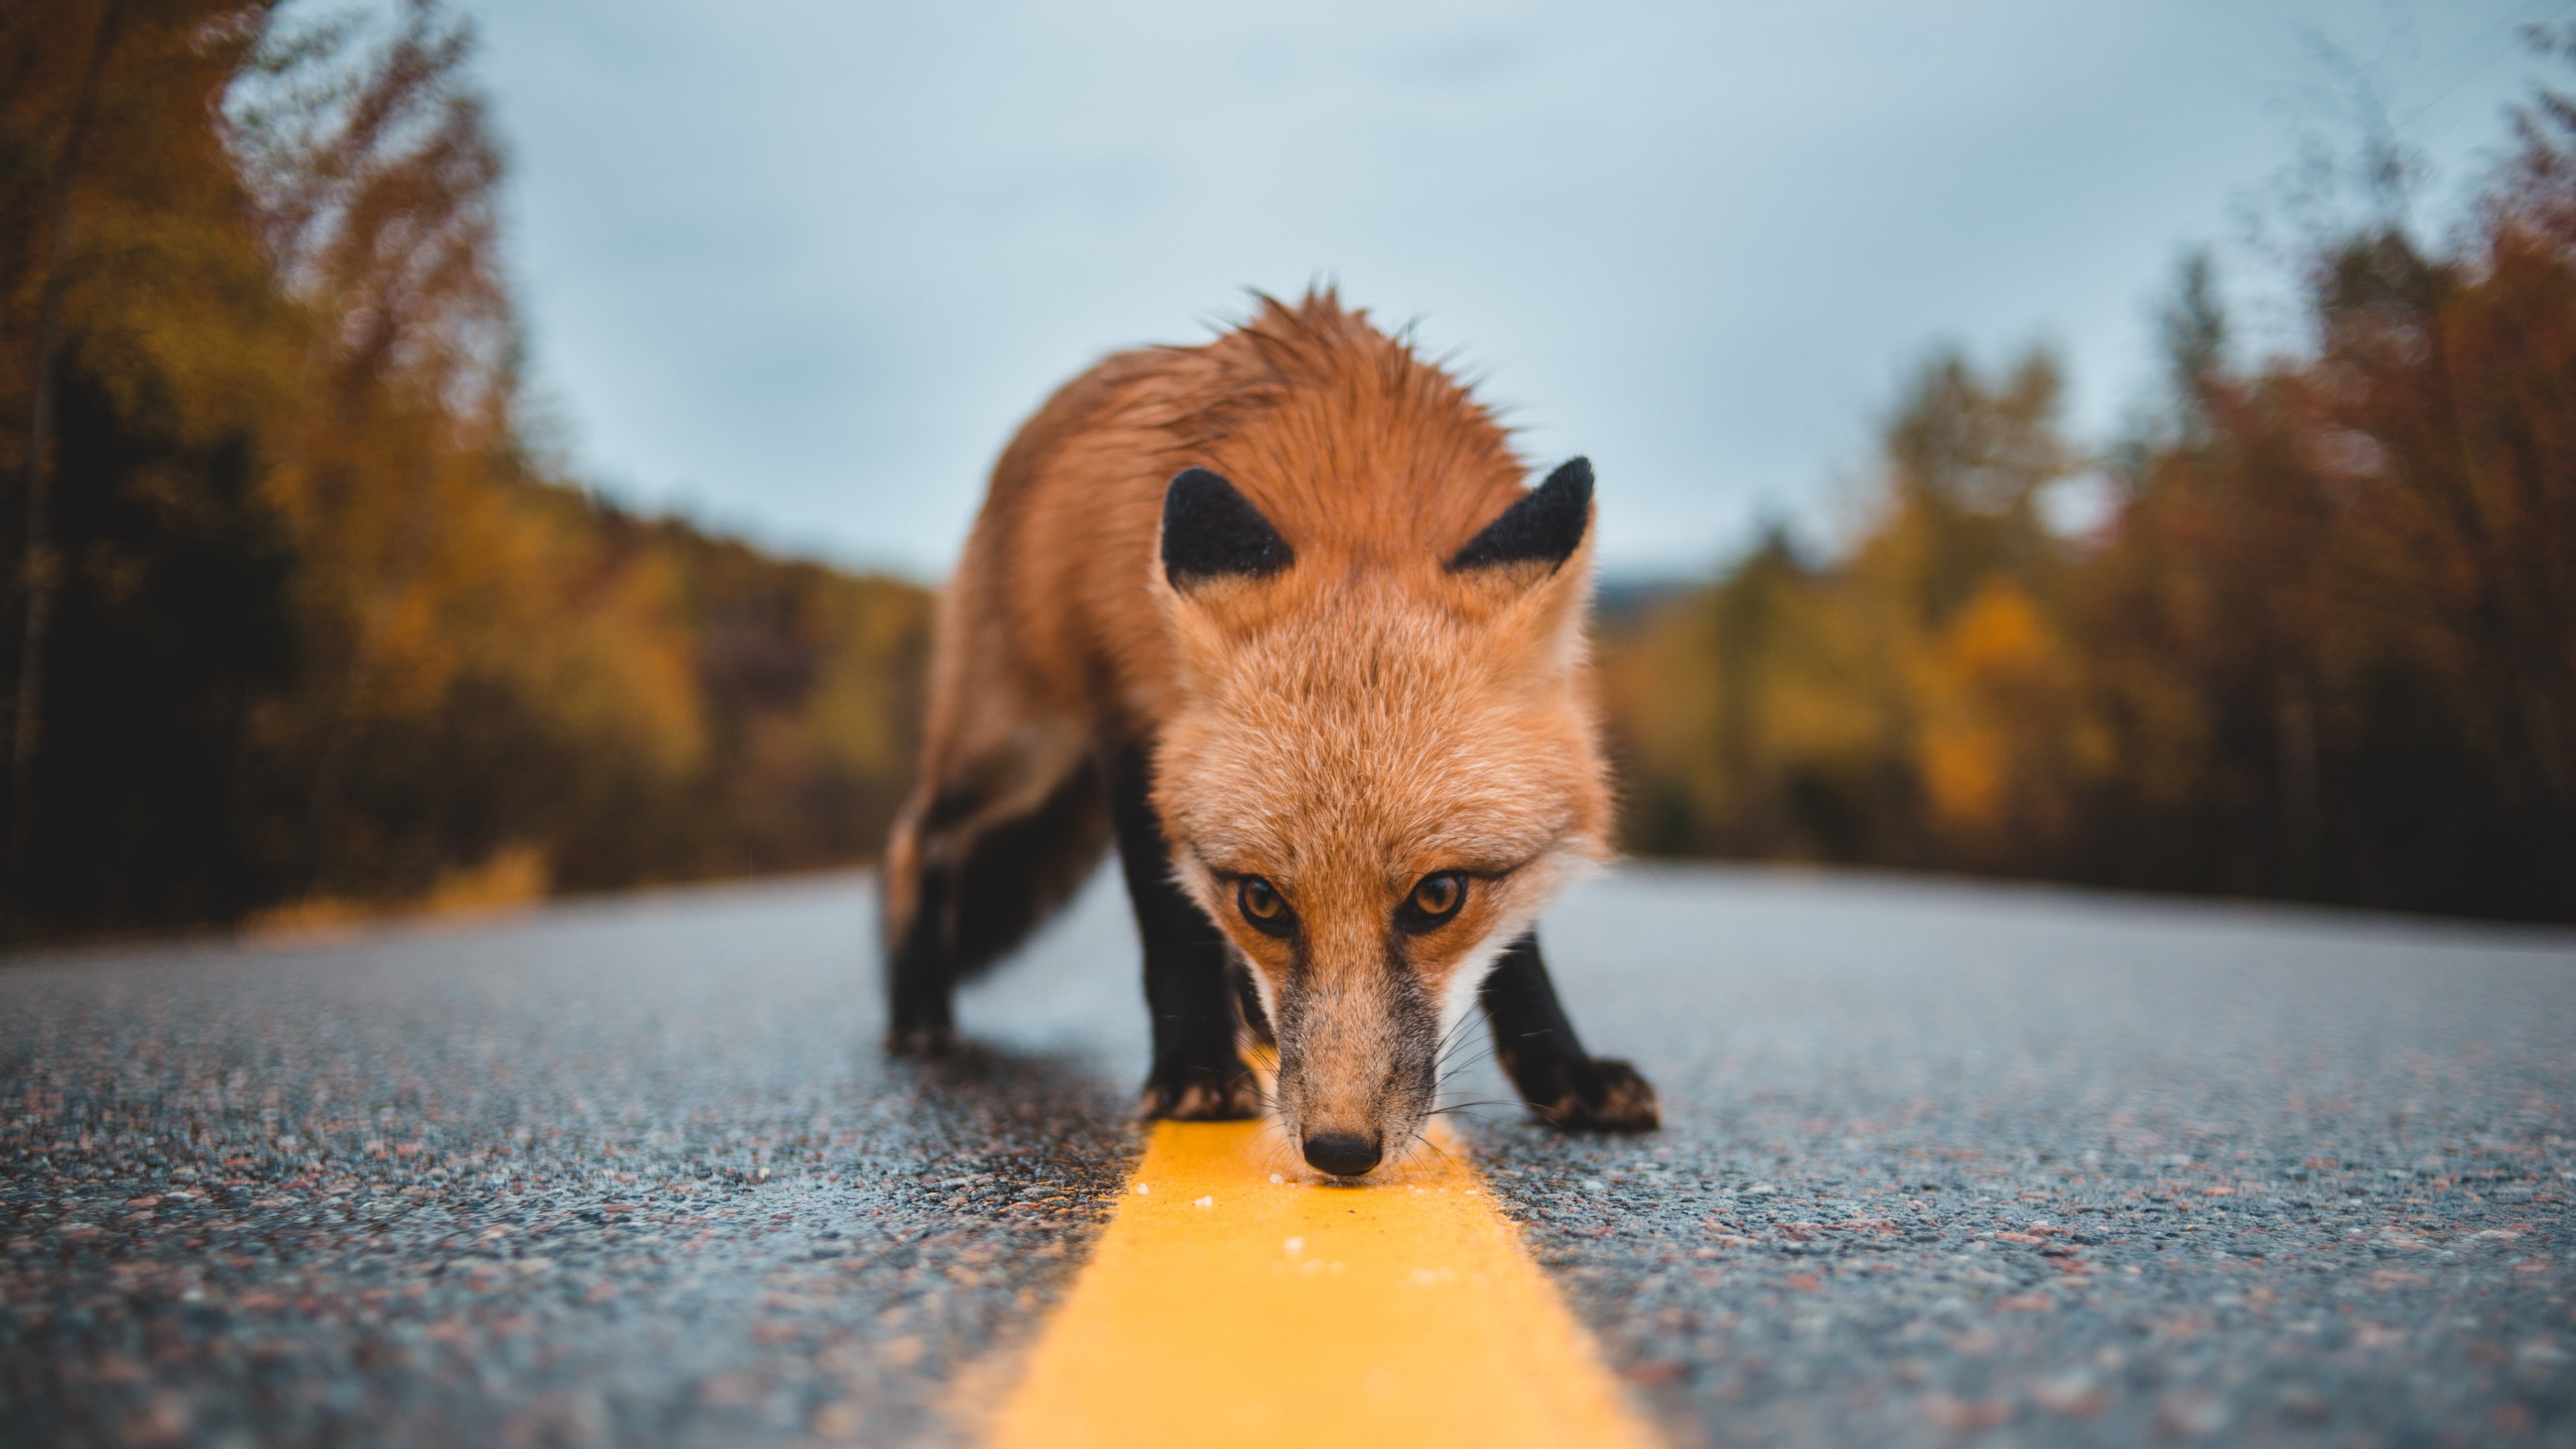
1149,460,1611,1179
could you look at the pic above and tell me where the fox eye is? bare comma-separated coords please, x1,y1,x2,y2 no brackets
1401,871,1468,928
1237,876,1293,936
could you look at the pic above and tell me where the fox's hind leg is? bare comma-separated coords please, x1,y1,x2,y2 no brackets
881,726,1106,1056
1479,931,1660,1131
1106,741,1263,1120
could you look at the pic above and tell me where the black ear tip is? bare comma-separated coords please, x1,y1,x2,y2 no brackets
1162,468,1294,587
1447,457,1596,574
1163,468,1230,513
1549,455,1595,500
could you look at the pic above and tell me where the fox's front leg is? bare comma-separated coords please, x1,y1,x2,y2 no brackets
1479,931,1659,1131
1107,743,1263,1120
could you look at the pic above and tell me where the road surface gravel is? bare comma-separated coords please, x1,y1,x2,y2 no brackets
3,865,2571,1447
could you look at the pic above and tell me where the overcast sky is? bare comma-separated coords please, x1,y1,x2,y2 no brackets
450,0,2568,580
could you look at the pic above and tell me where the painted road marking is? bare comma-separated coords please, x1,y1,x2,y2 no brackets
989,1121,1658,1448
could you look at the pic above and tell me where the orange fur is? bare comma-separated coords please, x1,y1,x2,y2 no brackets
885,290,1617,1165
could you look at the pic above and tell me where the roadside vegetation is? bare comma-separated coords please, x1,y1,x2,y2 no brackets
0,2,930,940
4,5,2569,938
1603,30,2576,922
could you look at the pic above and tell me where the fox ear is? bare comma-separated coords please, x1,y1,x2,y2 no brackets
1448,458,1593,575
1161,468,1293,588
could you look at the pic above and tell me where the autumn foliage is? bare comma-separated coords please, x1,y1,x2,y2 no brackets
0,2,929,938
5,6,2568,938
1606,36,2576,922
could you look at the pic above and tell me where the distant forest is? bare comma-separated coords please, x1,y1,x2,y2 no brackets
4,5,2571,941
1601,28,2576,922
1,2,930,940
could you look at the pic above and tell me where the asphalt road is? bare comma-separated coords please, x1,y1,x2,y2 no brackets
3,865,2572,1448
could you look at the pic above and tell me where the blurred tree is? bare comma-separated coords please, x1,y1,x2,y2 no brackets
7,0,124,871
1606,35,2576,920
229,0,515,879
0,1,933,939
2,0,304,920
1611,347,2089,871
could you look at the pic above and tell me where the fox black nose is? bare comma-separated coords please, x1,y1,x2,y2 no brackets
1302,1131,1382,1177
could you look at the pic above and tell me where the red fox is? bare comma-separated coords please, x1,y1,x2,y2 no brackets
882,291,1658,1178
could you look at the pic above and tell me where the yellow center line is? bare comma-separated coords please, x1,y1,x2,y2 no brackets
989,1120,1660,1448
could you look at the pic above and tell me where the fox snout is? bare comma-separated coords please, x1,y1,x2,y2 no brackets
1269,976,1441,1180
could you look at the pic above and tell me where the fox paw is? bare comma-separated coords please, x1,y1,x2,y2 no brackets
1530,1056,1660,1132
1140,1060,1264,1121
885,1023,957,1058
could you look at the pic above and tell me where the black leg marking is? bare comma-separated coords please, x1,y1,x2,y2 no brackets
885,859,959,1055
882,762,1106,1057
1478,931,1659,1132
1108,741,1260,1120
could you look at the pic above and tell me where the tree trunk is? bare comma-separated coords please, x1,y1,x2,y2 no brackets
9,0,125,879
